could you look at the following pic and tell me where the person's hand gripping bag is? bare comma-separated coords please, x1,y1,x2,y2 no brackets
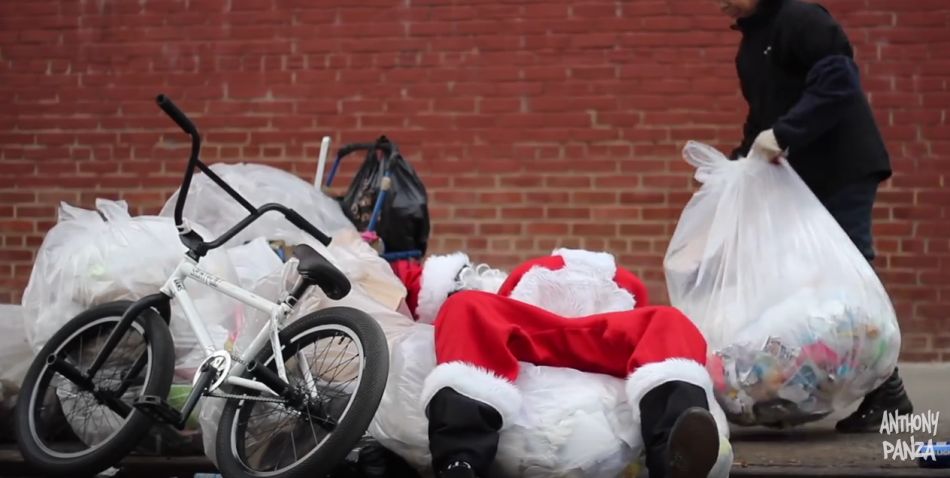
663,141,901,427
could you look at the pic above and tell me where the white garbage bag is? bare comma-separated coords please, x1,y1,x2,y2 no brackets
22,199,240,370
663,141,901,427
226,237,284,290
0,304,31,430
20,199,243,452
369,324,645,478
158,162,356,249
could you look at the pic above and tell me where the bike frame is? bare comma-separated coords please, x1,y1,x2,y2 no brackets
33,94,346,446
97,94,334,406
159,255,320,399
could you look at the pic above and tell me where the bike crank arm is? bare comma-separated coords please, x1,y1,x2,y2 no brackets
176,363,216,429
133,362,217,430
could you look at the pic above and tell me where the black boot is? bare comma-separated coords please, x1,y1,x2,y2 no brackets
640,381,719,478
836,367,914,433
426,387,503,478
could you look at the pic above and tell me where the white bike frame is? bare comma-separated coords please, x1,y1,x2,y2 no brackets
158,256,317,399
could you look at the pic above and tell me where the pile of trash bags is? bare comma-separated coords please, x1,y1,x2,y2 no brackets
15,163,415,462
14,140,900,475
22,199,239,373
13,161,664,477
20,199,244,454
664,142,901,428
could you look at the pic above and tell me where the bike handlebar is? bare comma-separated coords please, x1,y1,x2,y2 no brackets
283,208,332,246
157,94,202,234
201,204,332,251
325,136,396,188
155,94,333,257
156,94,197,136
335,140,393,160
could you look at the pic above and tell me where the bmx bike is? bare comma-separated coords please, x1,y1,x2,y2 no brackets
13,95,390,478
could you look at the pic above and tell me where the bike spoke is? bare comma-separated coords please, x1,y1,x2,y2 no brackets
31,318,151,457
303,400,320,452
230,325,368,474
114,351,148,398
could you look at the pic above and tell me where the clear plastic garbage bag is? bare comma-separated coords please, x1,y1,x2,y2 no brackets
663,142,901,427
159,162,356,249
0,305,31,433
225,237,285,291
21,200,244,452
22,199,240,371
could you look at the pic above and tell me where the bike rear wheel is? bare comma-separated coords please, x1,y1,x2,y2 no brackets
14,301,175,476
215,306,389,478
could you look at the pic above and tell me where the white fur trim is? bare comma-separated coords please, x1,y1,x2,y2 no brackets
625,358,730,439
509,251,635,317
457,263,509,294
553,248,618,278
416,252,470,324
420,361,523,429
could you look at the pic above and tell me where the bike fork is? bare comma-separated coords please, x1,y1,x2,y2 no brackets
87,294,171,377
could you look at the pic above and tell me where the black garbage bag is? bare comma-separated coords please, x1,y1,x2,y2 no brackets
337,136,430,256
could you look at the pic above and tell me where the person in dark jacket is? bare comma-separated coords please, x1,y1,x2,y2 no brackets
718,0,913,433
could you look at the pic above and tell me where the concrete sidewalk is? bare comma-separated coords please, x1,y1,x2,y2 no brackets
729,362,950,476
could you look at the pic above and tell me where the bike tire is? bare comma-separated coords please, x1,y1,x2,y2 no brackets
215,306,389,478
14,301,175,477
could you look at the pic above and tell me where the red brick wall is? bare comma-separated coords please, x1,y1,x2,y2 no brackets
1,1,948,360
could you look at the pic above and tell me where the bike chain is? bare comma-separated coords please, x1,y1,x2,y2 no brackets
207,391,287,404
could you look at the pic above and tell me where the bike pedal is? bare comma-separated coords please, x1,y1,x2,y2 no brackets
133,395,184,428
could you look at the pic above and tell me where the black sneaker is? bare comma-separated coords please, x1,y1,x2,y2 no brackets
666,407,720,478
439,460,478,478
836,368,914,433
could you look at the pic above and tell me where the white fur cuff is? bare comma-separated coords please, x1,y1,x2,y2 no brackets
416,252,470,324
421,361,523,429
625,358,730,438
553,248,617,278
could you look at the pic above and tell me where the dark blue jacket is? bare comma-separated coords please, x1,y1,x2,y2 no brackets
730,0,892,199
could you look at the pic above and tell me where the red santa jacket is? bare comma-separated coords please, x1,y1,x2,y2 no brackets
392,249,651,323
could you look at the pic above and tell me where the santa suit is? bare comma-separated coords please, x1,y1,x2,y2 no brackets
393,249,731,478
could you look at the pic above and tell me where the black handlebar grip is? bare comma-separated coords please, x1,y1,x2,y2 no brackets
285,209,332,246
335,142,375,161
336,139,394,161
156,94,197,136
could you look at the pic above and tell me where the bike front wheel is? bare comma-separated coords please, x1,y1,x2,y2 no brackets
14,300,175,476
215,306,389,478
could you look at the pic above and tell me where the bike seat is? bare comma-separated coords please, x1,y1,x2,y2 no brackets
293,244,351,300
